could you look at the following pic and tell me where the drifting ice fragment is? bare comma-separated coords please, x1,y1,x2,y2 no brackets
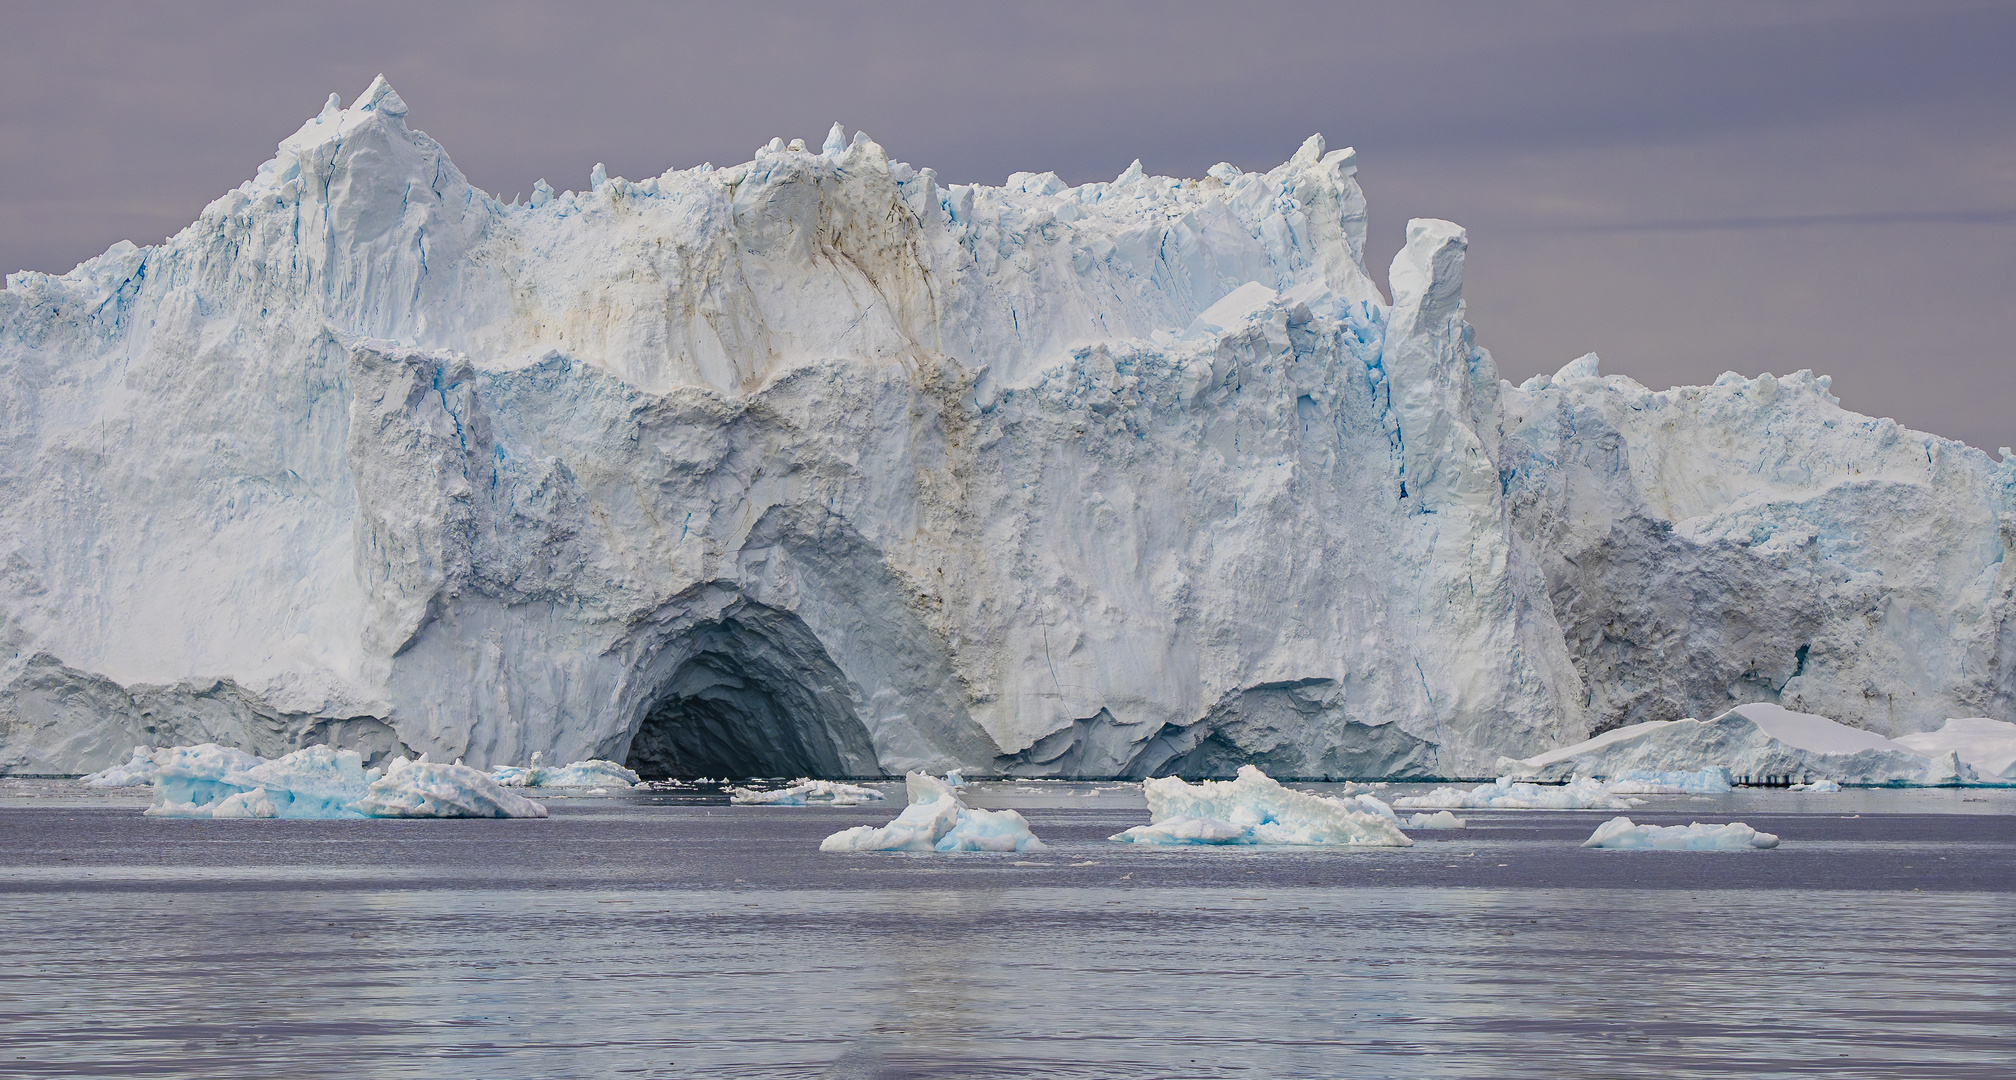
489,758,639,788
729,779,887,806
138,743,546,819
1402,811,1466,829
820,773,1045,853
1789,780,1841,792
82,746,158,788
1582,817,1780,850
1392,776,1640,811
1109,765,1412,846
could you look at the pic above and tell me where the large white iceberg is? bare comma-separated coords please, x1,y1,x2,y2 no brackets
1582,817,1780,851
1110,765,1413,846
820,773,1045,852
1504,703,1980,786
1894,718,2016,782
2,78,2010,782
140,743,546,819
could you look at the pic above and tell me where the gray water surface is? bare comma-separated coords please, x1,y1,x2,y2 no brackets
1,781,2011,1079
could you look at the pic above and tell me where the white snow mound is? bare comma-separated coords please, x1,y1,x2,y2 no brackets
820,773,1044,852
1110,765,1413,846
1582,816,1780,851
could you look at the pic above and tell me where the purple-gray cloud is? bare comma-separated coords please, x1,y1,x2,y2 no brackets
3,0,2009,451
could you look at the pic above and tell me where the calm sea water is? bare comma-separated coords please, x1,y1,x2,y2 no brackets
1,781,2011,1079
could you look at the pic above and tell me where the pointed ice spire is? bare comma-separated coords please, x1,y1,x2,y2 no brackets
590,163,608,191
823,122,847,156
350,74,408,118
530,179,553,209
1114,159,1144,185
315,93,341,124
1290,133,1325,168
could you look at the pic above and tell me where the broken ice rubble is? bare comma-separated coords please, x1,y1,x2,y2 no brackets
820,773,1045,852
488,756,639,788
137,743,547,819
1392,776,1641,811
729,779,887,806
1109,765,1413,846
1582,817,1780,851
1401,810,1467,829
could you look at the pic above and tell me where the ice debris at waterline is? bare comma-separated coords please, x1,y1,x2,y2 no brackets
1601,768,1735,795
1402,811,1467,829
820,773,1045,852
1581,817,1780,851
729,779,887,806
139,744,547,819
5,76,2013,782
1392,777,1642,812
1110,766,1413,846
1894,718,2016,782
81,746,158,788
1506,704,1985,787
488,756,639,788
1789,780,1842,792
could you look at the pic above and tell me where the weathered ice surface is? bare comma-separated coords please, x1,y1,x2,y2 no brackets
2,79,2011,777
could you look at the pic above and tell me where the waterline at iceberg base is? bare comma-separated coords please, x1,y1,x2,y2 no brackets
2,78,2012,780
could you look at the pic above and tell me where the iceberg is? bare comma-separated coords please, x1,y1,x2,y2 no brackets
1894,718,2016,782
820,773,1045,852
1401,810,1467,829
81,745,158,788
1505,704,1979,786
1109,765,1413,846
139,743,546,819
3,78,2010,783
1602,767,1735,794
1391,776,1641,811
1789,780,1841,792
728,779,887,806
489,757,640,788
1582,816,1780,851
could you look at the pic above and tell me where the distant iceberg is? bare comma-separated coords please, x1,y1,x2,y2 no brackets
1504,704,1982,787
1582,816,1780,851
1109,765,1413,846
81,746,159,788
137,743,547,819
729,779,887,806
1894,718,2016,782
489,756,639,788
1392,776,1641,811
820,773,1045,852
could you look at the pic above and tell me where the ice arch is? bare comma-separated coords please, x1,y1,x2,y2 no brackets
621,603,879,779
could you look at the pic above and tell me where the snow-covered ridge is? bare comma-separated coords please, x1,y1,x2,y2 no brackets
2,78,2011,779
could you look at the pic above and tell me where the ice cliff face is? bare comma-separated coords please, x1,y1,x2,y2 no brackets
2,78,2010,777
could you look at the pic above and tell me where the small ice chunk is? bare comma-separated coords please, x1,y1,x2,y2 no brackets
489,758,639,788
82,745,158,788
140,743,546,819
819,772,1045,853
1603,767,1734,794
1402,810,1467,829
349,757,548,819
1109,765,1412,847
1393,776,1640,811
1582,816,1779,850
1789,780,1841,792
728,779,887,806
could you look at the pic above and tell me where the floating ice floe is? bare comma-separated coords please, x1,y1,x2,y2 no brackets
820,773,1045,852
1402,810,1467,829
81,746,159,788
1505,704,1980,787
1392,776,1642,811
729,779,888,806
1894,718,2016,783
1581,816,1780,850
488,755,639,788
139,743,547,819
1109,765,1413,846
1789,780,1842,792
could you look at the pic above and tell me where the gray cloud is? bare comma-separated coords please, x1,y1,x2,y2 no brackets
2,0,2009,451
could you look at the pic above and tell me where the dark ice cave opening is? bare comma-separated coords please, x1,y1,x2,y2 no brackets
622,608,879,780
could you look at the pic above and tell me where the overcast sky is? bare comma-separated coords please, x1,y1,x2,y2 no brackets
4,1,2010,451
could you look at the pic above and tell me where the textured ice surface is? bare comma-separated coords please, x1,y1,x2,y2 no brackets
80,746,157,788
820,773,1044,852
489,758,639,788
141,743,545,819
1402,810,1467,829
1603,768,1735,794
1894,718,2016,781
1392,776,1641,811
729,779,887,805
3,77,2011,780
1582,816,1780,850
1507,704,1981,786
1110,765,1413,846
1789,780,1842,792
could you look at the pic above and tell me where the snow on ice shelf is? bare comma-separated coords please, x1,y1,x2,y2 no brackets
1506,704,1986,787
1894,718,2016,782
1109,765,1413,846
137,744,547,819
821,773,1045,852
1582,817,1780,851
